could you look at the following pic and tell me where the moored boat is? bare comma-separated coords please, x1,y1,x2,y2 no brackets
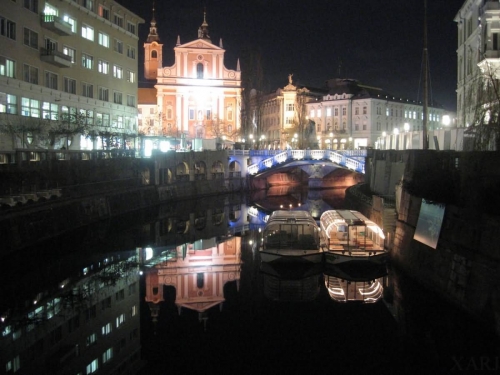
260,210,323,264
319,210,388,265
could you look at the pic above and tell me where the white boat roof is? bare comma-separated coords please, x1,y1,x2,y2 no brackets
267,210,317,225
320,210,380,237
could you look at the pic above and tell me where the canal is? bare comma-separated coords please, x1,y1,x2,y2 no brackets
0,189,497,374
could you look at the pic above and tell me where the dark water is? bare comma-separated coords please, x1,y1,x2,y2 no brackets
0,190,497,375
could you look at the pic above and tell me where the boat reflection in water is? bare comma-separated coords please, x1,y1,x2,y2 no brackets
142,235,242,330
260,261,323,302
324,261,388,303
260,210,323,264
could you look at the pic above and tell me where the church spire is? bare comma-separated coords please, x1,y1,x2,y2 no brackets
197,8,211,42
146,1,160,43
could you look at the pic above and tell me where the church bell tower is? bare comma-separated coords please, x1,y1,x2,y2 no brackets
144,3,163,80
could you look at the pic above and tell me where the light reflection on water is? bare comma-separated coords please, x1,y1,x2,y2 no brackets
0,190,496,375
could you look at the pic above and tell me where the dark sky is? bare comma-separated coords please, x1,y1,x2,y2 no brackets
118,0,465,111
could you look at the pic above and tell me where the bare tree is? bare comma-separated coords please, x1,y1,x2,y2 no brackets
48,109,94,149
241,47,268,143
291,88,312,149
464,61,500,150
0,114,49,148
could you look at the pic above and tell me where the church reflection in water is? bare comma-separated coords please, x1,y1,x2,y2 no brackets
142,235,242,331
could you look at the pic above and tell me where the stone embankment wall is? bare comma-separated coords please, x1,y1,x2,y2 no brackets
0,150,236,254
367,150,500,335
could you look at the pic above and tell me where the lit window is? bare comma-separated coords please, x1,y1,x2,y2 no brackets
98,32,109,48
0,57,15,78
102,347,113,363
101,323,112,335
62,15,76,33
42,102,58,120
86,333,97,346
63,46,76,63
86,358,98,374
127,71,135,82
21,98,40,117
113,65,123,79
98,60,109,74
0,93,17,114
81,24,94,41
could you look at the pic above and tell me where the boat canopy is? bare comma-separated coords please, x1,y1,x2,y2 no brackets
320,210,385,240
263,210,320,250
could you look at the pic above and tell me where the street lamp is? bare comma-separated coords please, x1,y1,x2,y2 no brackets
404,123,410,132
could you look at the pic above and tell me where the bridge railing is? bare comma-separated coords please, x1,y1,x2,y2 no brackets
248,149,366,175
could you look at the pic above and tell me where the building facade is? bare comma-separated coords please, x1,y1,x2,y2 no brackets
0,0,143,156
306,79,452,149
244,75,325,150
139,11,242,152
455,0,500,150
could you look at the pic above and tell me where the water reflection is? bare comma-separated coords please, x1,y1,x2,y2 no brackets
324,262,388,303
260,262,323,302
0,189,496,374
143,235,241,331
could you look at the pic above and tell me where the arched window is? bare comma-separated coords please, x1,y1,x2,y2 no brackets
197,63,204,79
151,50,157,59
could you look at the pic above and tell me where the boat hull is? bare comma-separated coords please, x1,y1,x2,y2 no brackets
324,251,388,265
260,249,324,264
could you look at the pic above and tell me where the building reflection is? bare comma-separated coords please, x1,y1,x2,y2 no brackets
142,235,242,330
324,262,388,303
0,250,144,374
260,261,323,302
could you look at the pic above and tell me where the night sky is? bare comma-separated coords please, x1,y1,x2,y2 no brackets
118,0,466,111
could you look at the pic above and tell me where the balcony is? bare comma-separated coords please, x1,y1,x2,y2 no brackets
40,48,72,68
41,14,72,36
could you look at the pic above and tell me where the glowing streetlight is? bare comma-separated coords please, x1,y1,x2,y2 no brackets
404,123,410,132
442,115,451,126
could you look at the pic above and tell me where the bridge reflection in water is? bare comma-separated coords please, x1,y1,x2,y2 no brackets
0,191,496,375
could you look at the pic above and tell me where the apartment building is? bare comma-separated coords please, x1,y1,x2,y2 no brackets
0,0,144,154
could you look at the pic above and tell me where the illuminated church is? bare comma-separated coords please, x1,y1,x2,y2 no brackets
139,9,242,151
